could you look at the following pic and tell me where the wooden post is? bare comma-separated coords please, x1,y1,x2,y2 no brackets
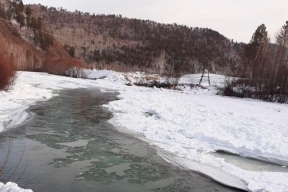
199,68,205,85
208,69,211,85
198,58,211,86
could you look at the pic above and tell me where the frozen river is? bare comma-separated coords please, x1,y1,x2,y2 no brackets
0,88,243,192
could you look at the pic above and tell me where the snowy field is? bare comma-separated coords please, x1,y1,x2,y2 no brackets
0,71,288,192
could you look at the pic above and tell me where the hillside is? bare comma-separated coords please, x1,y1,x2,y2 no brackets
0,0,70,71
27,4,246,75
0,0,247,75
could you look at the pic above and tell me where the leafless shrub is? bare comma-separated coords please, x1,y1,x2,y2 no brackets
219,44,288,103
0,53,16,91
65,66,87,78
219,23,288,103
42,56,86,76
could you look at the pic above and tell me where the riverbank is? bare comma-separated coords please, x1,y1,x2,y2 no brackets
0,88,241,192
1,71,288,192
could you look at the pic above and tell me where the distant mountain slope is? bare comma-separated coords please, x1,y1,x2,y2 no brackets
0,0,70,71
27,4,246,75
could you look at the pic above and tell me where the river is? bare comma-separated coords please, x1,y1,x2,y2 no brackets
0,88,244,192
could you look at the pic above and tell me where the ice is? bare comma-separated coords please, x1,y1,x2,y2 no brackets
0,182,32,192
1,71,288,191
104,73,288,191
57,140,89,148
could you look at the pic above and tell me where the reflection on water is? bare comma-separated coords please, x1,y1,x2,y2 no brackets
0,89,242,192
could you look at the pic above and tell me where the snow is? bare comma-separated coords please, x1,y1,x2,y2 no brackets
179,73,232,88
0,71,288,192
0,182,32,192
83,69,119,80
0,72,106,132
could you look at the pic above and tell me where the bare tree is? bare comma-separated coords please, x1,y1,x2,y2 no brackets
222,22,288,103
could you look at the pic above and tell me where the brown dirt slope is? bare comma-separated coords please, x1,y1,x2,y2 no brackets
0,18,70,71
0,19,44,70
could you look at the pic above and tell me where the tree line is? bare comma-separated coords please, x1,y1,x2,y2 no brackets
32,4,245,75
222,22,288,103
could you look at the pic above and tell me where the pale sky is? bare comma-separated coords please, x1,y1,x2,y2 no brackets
23,0,288,43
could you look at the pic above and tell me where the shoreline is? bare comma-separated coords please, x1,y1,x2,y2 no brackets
107,117,248,191
1,71,288,192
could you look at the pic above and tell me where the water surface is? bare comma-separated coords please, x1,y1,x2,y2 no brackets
0,88,243,192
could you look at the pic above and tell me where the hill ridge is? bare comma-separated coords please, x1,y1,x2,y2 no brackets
27,3,245,75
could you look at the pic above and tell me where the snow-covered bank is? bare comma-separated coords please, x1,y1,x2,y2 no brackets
0,71,118,133
102,73,288,192
106,81,288,164
1,71,288,192
0,71,121,191
0,182,32,192
105,83,288,191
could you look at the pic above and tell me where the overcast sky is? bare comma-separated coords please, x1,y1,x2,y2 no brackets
23,0,288,43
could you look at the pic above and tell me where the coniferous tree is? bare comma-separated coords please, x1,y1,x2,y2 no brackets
277,21,288,47
245,24,268,78
273,21,288,95
245,24,268,61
